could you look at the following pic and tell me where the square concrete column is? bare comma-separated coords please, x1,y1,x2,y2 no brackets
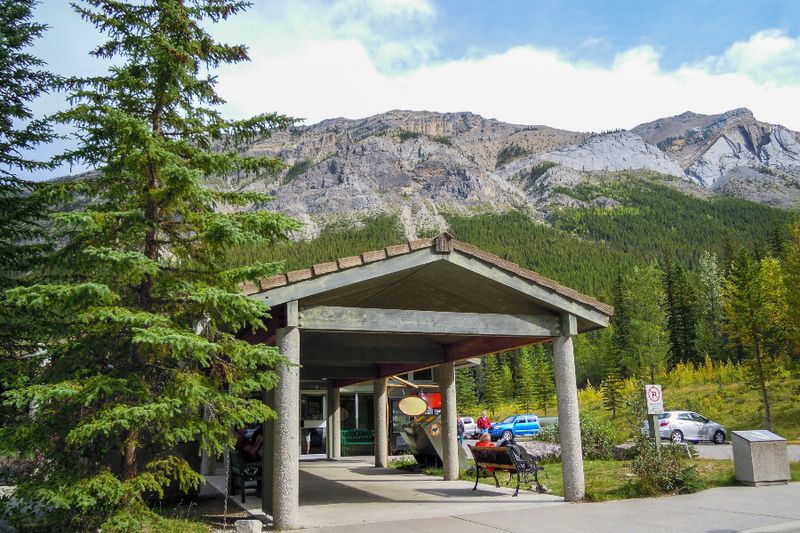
326,386,341,460
272,325,300,530
261,388,275,513
373,378,388,468
553,313,585,502
437,362,459,481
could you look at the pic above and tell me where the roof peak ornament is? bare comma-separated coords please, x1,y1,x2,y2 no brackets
434,232,454,254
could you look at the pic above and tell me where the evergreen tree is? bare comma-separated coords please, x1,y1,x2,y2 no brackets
515,347,535,412
722,252,789,431
600,371,623,419
0,1,299,529
455,367,478,414
531,345,556,416
482,356,504,416
500,362,514,403
609,274,632,370
662,256,699,364
0,0,57,428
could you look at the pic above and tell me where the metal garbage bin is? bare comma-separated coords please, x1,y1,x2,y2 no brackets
732,430,790,486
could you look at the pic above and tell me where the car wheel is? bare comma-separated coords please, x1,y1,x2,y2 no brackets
502,430,513,441
671,430,684,444
713,430,725,444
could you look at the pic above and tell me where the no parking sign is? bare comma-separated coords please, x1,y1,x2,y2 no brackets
645,384,664,415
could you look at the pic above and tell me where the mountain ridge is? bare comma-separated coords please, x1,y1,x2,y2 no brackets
208,108,800,239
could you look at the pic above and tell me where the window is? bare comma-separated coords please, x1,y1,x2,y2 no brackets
678,413,692,421
412,368,433,381
690,413,708,423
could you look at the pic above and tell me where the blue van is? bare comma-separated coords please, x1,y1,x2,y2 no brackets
488,414,541,441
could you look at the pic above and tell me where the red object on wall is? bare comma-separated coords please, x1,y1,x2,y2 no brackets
419,392,441,409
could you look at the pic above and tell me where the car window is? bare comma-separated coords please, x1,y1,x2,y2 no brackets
502,416,515,424
657,413,671,420
677,413,692,421
463,418,473,424
690,414,708,423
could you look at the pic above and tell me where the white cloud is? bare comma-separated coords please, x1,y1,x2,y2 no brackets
213,3,800,131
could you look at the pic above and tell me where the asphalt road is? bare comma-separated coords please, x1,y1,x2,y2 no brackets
694,443,800,461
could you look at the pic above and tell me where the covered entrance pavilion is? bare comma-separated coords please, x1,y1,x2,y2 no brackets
243,233,612,530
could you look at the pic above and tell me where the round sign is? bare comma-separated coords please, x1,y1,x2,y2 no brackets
647,386,661,402
398,396,428,416
430,423,441,436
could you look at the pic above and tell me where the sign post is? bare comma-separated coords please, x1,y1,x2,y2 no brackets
645,384,664,455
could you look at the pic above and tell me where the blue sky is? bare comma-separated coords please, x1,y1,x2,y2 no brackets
26,1,800,177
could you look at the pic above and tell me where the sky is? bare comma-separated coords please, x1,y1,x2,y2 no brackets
25,0,800,176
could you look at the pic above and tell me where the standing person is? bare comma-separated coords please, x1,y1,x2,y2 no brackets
457,417,465,444
477,411,492,435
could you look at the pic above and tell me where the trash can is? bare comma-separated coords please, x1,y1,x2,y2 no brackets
732,430,790,486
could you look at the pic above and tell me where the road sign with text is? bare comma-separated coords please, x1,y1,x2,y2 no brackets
645,384,664,415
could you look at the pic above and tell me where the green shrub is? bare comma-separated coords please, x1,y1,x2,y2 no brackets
533,412,618,459
495,143,528,168
397,129,421,141
284,158,313,183
430,135,454,147
628,435,702,496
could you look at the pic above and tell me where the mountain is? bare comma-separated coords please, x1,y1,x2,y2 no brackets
632,108,800,207
211,109,799,238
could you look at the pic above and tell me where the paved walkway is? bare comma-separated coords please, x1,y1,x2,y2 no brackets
291,482,800,533
207,456,563,530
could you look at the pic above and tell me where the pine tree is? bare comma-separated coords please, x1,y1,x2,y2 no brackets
531,345,556,416
482,356,504,416
515,347,535,412
0,2,299,529
500,362,514,403
600,372,623,419
456,367,478,414
663,256,699,364
0,0,58,428
624,265,671,381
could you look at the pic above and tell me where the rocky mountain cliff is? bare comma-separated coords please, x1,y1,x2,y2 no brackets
217,109,800,239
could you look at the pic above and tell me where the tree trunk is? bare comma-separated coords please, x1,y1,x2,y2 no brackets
123,429,139,481
752,333,773,431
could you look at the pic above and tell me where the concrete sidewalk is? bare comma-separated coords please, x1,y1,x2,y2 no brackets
288,482,800,533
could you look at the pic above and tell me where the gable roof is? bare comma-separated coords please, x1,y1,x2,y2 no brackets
242,233,613,317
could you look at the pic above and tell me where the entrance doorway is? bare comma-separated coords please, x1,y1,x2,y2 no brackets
301,393,326,455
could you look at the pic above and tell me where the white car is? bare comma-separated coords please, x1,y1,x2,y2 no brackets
642,410,726,444
459,416,478,438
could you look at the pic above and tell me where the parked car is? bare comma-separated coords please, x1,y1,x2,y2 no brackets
459,416,478,438
488,414,541,441
642,411,726,444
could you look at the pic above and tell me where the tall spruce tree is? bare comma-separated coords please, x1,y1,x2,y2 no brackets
455,368,478,414
0,0,57,429
531,345,556,416
482,357,504,416
515,347,535,412
0,1,299,530
662,256,699,364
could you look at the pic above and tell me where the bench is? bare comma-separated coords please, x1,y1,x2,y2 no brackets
341,428,374,455
468,445,546,497
229,449,261,503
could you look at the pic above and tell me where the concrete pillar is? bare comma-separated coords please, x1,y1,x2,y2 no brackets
272,326,300,530
261,388,275,513
437,362,459,481
553,314,585,502
373,378,388,468
327,386,341,460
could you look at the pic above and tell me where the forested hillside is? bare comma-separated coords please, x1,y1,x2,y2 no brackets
229,173,799,435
